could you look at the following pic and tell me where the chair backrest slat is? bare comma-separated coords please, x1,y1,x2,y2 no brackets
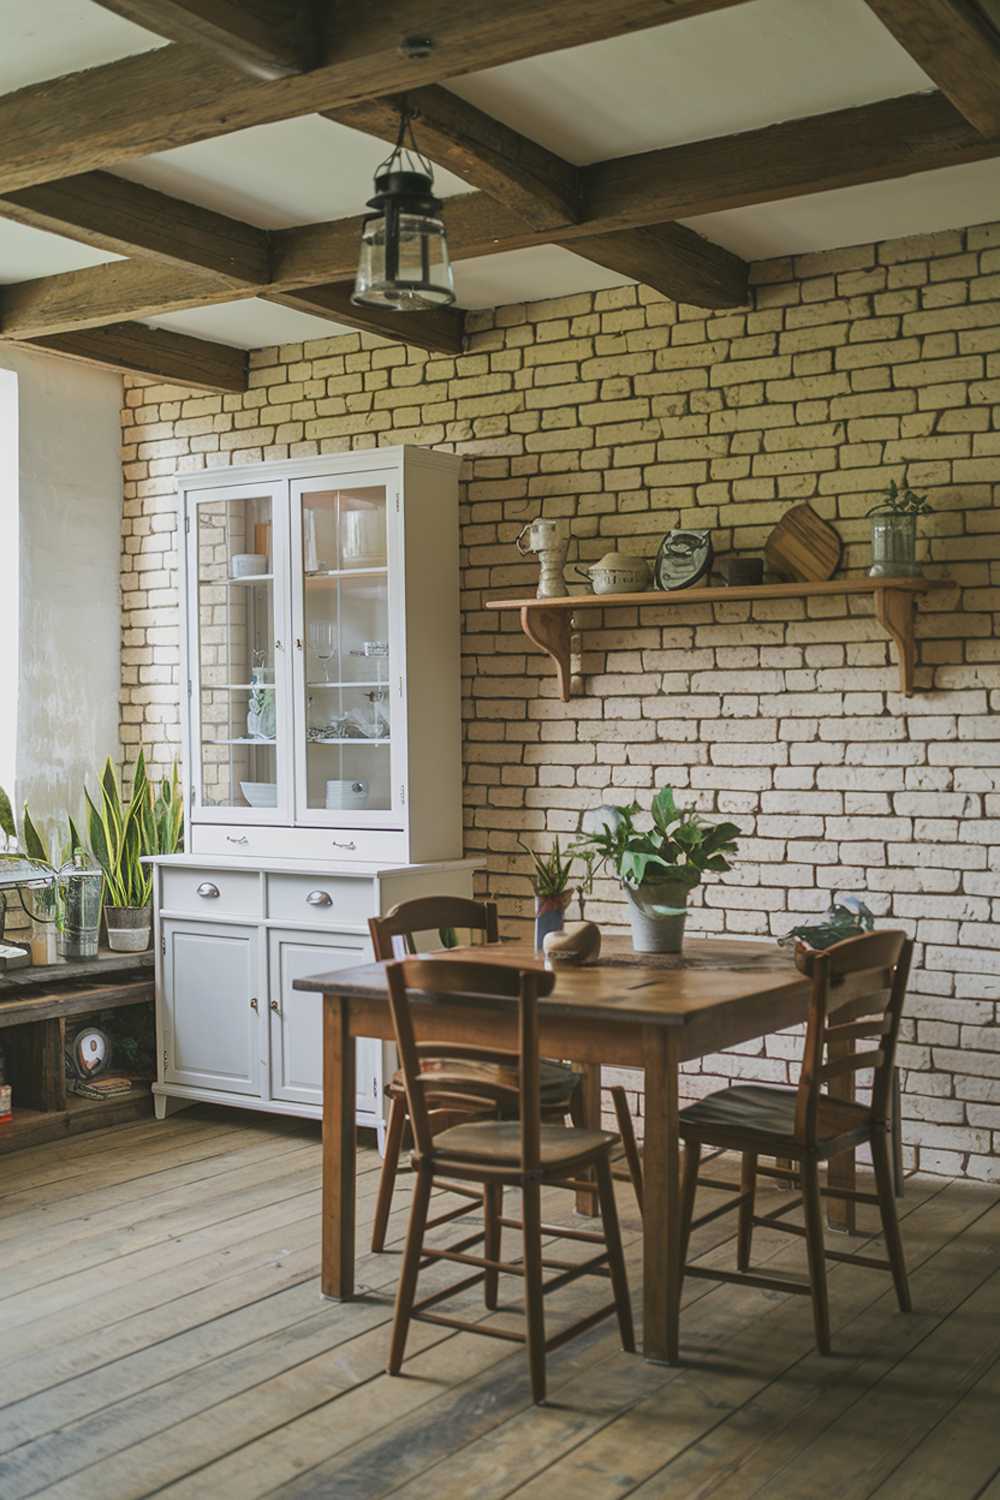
793,931,912,1146
369,897,499,962
385,957,556,1173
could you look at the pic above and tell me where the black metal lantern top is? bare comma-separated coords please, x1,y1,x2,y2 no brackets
353,108,456,312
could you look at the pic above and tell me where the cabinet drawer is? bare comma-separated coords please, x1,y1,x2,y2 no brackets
161,867,261,917
267,873,374,929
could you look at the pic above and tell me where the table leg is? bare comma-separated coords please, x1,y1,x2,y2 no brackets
642,1027,681,1363
322,994,356,1299
826,1030,856,1234
574,1062,601,1216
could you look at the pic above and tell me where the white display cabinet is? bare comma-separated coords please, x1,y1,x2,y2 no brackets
150,448,476,1135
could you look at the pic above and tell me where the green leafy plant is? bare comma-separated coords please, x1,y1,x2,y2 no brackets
868,478,933,518
517,835,576,899
84,752,185,910
573,785,740,893
0,787,82,868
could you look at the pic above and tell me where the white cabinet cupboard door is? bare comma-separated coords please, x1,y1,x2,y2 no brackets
162,920,261,1095
267,928,369,1108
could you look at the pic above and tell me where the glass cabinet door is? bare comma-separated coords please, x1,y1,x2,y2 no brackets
187,481,290,821
290,473,402,827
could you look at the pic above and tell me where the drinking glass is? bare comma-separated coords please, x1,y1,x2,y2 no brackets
310,621,336,683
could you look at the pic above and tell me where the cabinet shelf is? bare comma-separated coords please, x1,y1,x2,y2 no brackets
486,576,950,701
204,736,277,746
226,573,273,585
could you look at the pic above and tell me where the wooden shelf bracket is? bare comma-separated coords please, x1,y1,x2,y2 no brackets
874,585,916,695
521,604,572,702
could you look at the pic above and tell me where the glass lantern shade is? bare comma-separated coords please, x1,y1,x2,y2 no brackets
55,851,103,961
353,169,455,312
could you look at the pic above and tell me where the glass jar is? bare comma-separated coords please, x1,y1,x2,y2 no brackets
56,852,103,960
869,512,920,578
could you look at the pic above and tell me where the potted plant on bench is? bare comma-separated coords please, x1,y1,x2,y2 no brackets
574,785,740,953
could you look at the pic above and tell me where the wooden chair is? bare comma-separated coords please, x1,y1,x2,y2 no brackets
367,896,582,1252
610,931,914,1355
384,956,634,1404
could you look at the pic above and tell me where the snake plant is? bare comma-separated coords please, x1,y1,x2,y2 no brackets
84,752,184,909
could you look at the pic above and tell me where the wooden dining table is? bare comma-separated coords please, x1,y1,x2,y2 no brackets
295,935,865,1364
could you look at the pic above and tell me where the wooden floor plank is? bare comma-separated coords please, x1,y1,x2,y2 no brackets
0,1108,994,1500
259,1178,951,1500
865,1352,1000,1500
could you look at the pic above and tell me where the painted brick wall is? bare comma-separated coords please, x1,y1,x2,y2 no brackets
121,219,1000,1182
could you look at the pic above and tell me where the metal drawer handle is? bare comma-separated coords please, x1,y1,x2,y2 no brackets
226,835,249,846
331,840,357,851
306,890,332,907
196,881,220,899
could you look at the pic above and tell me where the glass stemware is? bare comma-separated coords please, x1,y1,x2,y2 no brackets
310,621,336,683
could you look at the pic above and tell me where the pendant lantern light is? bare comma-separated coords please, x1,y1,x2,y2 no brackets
353,105,456,312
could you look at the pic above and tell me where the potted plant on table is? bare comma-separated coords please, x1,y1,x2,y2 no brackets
867,478,933,578
518,835,578,950
574,785,740,953
85,752,184,953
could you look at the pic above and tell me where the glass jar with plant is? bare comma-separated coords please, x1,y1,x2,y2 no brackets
867,478,933,579
573,786,740,953
85,752,184,953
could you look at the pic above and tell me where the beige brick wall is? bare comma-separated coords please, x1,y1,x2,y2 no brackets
121,220,1000,1182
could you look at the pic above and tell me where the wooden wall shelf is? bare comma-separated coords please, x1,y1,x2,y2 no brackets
485,577,949,701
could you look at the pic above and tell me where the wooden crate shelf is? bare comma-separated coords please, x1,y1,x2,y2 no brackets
485,577,950,700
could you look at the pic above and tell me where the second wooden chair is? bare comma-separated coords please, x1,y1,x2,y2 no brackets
368,895,582,1252
610,930,914,1355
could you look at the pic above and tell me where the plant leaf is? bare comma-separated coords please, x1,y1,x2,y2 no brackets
0,786,15,842
22,806,49,865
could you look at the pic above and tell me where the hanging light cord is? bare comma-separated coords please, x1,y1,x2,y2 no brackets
375,103,436,184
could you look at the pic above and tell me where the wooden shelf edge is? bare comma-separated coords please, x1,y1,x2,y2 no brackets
493,577,948,701
0,1086,152,1154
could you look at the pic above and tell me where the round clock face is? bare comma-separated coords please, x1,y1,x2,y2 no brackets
74,1027,110,1077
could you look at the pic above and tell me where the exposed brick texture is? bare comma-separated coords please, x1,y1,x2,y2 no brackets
121,221,1000,1182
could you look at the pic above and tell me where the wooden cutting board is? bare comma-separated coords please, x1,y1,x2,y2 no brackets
765,504,843,581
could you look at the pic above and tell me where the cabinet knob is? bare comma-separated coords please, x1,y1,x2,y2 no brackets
331,840,357,852
196,881,220,899
306,889,332,907
250,997,259,1012
270,999,280,1013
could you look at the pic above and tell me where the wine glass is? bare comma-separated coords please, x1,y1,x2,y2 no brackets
310,621,336,684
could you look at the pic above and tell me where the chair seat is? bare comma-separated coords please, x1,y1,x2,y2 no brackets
430,1119,616,1169
389,1056,579,1113
680,1083,871,1154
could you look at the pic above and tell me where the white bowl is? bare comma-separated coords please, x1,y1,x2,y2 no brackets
240,780,277,807
231,553,268,578
325,779,369,810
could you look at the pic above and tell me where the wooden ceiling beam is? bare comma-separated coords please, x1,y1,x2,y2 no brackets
266,283,466,352
92,1,324,80
5,89,996,341
863,0,1000,137
23,322,248,392
581,89,1000,229
327,87,582,231
560,224,748,307
0,0,750,194
0,171,269,284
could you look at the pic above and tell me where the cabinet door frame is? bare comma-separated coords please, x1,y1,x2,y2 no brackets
288,467,407,833
160,918,263,1096
266,925,370,1110
183,477,294,826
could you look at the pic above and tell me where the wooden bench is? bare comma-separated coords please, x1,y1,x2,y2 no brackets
0,952,154,1152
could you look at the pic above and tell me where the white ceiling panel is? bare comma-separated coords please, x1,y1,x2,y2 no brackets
685,159,1000,261
453,245,634,309
115,117,472,230
143,299,354,350
0,218,121,284
0,0,162,93
450,0,934,164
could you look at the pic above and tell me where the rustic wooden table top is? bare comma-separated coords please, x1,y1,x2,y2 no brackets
293,935,807,1028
